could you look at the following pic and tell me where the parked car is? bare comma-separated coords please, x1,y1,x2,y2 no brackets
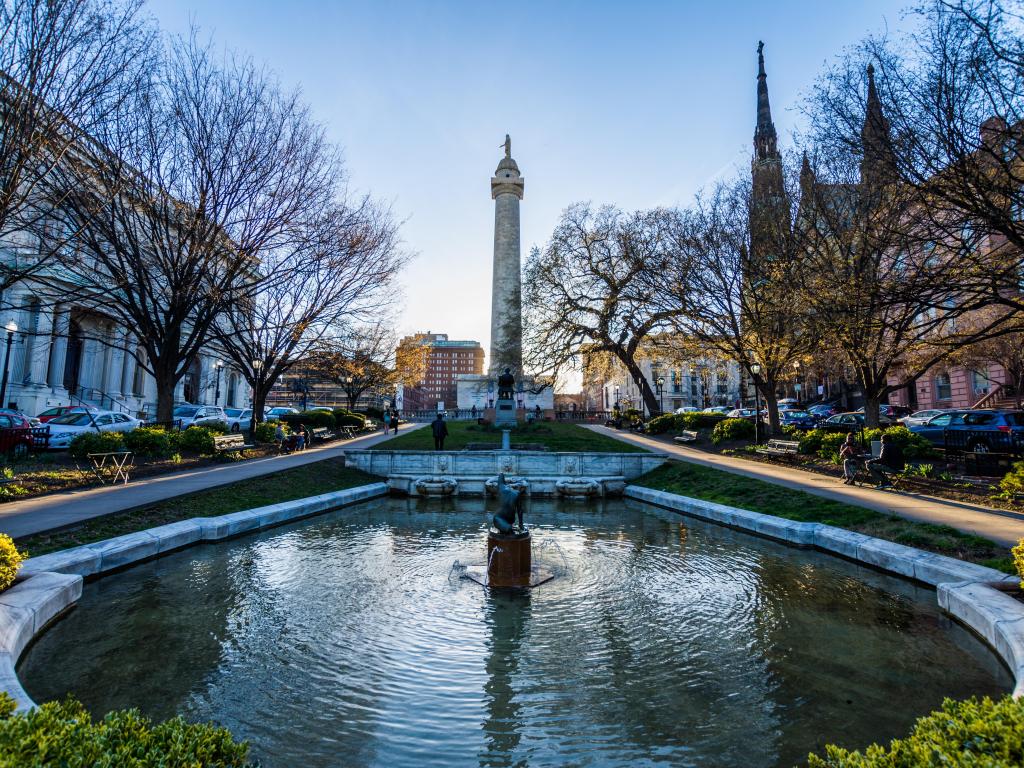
909,410,1024,452
773,410,818,430
265,406,300,421
223,408,252,433
702,406,731,414
726,408,757,420
674,406,700,414
171,405,229,430
0,409,34,458
899,408,953,428
46,410,142,450
818,412,896,433
856,404,913,419
36,405,95,424
807,403,840,421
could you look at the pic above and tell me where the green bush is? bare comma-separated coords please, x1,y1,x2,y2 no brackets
253,421,278,443
798,430,849,461
332,409,366,430
998,461,1024,500
177,426,216,455
808,694,1024,767
710,418,754,444
68,431,125,459
679,411,728,430
0,534,26,592
281,411,335,430
646,414,678,434
0,692,250,766
798,429,826,456
1013,537,1024,590
204,420,230,435
123,427,173,459
863,425,939,460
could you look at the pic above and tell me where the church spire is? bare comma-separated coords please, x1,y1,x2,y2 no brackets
861,63,896,187
754,41,779,161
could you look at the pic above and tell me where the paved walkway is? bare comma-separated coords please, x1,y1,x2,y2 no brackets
0,424,424,539
587,425,1024,547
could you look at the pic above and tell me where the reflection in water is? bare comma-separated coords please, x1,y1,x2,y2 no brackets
18,496,1013,768
480,589,531,767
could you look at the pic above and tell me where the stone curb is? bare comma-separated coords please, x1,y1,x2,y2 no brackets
0,481,388,711
625,484,1024,697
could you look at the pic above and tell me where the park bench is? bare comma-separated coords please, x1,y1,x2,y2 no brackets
213,433,252,454
338,425,359,440
673,430,700,444
309,426,333,443
756,439,801,457
87,451,133,485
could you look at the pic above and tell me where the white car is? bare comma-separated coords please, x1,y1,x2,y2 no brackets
900,408,952,428
47,410,142,450
674,406,700,414
172,405,228,429
224,408,252,433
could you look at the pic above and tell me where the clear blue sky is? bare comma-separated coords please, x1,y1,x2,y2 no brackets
148,0,910,381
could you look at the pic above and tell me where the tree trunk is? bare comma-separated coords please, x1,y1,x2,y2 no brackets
154,367,177,424
762,377,781,435
863,393,882,428
617,355,661,417
252,386,268,424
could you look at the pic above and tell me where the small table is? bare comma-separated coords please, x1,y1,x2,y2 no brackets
87,451,134,485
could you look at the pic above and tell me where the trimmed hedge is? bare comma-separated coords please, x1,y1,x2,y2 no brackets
808,694,1024,767
253,422,278,443
646,412,729,434
1000,461,1024,501
710,418,755,444
281,411,335,430
646,414,678,434
798,426,938,462
0,535,25,592
123,427,173,459
332,409,365,430
177,426,216,455
1013,538,1024,590
68,431,125,460
0,693,250,767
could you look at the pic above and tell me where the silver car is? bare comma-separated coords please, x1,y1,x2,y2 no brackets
224,408,252,433
899,408,952,428
172,405,228,429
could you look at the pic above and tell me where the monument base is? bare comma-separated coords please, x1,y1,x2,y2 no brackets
462,531,555,588
493,398,518,427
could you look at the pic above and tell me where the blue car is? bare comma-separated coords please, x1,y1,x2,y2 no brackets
910,410,1024,453
774,410,818,430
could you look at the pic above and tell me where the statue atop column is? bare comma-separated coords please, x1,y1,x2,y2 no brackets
502,133,511,158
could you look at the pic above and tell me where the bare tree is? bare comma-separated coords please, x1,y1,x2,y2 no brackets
0,0,153,290
216,200,404,424
49,33,339,422
523,204,681,416
309,322,403,411
662,178,811,433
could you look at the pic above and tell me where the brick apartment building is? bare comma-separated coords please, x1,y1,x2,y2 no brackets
397,333,484,411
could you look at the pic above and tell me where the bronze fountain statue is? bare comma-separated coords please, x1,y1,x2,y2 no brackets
492,473,525,535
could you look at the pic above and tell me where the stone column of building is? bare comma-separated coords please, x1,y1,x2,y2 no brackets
106,326,127,398
28,300,54,387
47,306,69,389
488,135,525,378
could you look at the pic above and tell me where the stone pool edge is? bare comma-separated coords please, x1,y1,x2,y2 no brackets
0,481,388,711
625,484,1024,698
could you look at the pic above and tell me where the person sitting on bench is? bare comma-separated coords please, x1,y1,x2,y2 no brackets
866,433,904,489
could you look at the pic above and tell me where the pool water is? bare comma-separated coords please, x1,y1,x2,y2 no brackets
19,496,1012,767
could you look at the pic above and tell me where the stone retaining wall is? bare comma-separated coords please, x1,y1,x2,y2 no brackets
0,482,388,710
626,484,1024,697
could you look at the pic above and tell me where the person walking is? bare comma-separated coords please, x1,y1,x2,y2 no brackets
866,433,905,489
382,410,391,433
431,412,448,451
391,408,399,434
839,433,859,485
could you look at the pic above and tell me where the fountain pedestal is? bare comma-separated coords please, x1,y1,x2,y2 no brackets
487,532,532,587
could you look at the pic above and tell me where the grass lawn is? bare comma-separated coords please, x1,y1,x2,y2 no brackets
17,458,379,557
372,420,646,453
636,461,1015,572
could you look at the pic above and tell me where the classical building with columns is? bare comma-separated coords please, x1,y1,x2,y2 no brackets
0,235,247,419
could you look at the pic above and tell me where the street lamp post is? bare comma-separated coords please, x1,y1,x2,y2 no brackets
657,376,665,416
213,360,223,405
793,360,803,405
345,375,353,410
635,376,644,420
750,362,762,445
0,321,17,409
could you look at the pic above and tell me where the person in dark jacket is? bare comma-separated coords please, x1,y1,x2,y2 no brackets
431,413,448,450
866,433,905,488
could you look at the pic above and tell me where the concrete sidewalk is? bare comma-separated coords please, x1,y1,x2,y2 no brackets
588,425,1024,547
0,424,424,539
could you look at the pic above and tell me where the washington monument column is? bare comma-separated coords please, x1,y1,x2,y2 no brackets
489,134,525,377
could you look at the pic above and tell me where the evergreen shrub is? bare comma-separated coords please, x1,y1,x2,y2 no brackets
281,411,335,430
0,693,250,767
807,695,1024,767
0,535,26,592
122,428,173,459
68,431,124,460
710,418,754,444
332,409,366,429
177,426,216,455
253,422,278,443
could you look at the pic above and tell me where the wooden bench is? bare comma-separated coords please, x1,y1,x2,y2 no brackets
673,430,700,444
756,439,801,457
338,425,359,440
309,426,333,443
214,433,252,454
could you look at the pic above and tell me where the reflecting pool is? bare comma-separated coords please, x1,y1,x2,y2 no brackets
19,497,1012,767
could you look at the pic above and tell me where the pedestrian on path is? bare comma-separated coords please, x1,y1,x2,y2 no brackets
391,408,399,434
431,413,448,451
382,410,391,433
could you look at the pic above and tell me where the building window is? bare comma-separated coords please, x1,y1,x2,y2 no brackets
934,373,952,401
970,369,990,395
